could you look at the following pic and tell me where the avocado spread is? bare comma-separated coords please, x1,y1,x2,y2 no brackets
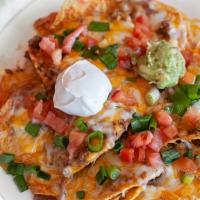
138,40,186,89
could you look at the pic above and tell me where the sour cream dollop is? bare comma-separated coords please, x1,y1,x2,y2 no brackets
53,60,112,116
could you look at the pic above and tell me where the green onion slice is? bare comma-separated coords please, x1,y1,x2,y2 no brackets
195,74,200,84
181,173,195,184
0,153,15,164
126,77,136,83
131,114,152,132
14,175,28,192
164,106,174,114
113,140,124,154
87,131,104,152
99,53,118,70
37,170,51,180
107,165,121,180
25,122,42,137
149,117,157,132
160,149,181,164
82,45,101,59
54,135,69,149
75,118,88,132
96,166,108,185
7,162,25,176
88,21,110,32
76,191,85,199
25,165,40,174
73,40,85,52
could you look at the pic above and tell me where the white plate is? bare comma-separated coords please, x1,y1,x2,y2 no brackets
0,0,199,199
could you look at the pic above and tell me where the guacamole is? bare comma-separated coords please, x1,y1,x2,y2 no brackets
138,40,186,89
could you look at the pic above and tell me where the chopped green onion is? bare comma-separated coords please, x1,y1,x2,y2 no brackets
96,166,108,185
99,53,117,70
7,162,25,176
82,45,101,59
104,44,119,57
88,21,110,32
35,92,47,101
184,149,193,159
171,88,191,116
126,77,136,83
113,140,124,154
131,115,152,132
181,173,195,184
161,149,181,164
37,170,51,180
53,135,69,149
99,44,119,70
0,153,15,164
25,165,40,174
75,118,88,132
63,29,75,36
107,165,121,180
145,87,160,106
76,191,85,199
14,175,28,192
87,131,104,152
180,84,200,101
164,106,174,114
25,122,42,137
195,74,200,84
73,40,85,51
149,117,157,132
54,34,64,45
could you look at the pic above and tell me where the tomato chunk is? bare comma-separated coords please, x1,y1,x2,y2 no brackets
162,124,178,139
156,110,172,127
44,111,68,134
118,55,132,70
147,152,163,168
120,148,134,163
67,131,87,160
173,157,197,173
148,129,164,152
130,131,153,148
135,147,146,162
111,89,137,106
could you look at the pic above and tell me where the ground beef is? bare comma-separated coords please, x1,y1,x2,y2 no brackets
156,21,170,40
28,35,42,50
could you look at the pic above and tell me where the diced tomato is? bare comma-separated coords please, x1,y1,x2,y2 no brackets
148,129,164,152
43,111,68,134
135,147,146,163
173,157,198,173
62,25,87,54
67,131,87,160
183,107,200,129
110,89,137,106
181,71,196,84
120,148,134,163
86,37,97,48
39,36,57,55
118,55,133,70
51,49,62,66
156,110,172,127
162,124,178,139
182,50,193,67
147,152,163,167
130,131,153,148
135,15,149,25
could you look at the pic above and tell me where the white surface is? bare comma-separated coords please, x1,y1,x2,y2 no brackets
0,0,33,31
0,0,199,200
54,60,112,116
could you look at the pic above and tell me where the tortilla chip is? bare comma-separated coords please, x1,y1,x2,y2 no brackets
63,151,163,200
